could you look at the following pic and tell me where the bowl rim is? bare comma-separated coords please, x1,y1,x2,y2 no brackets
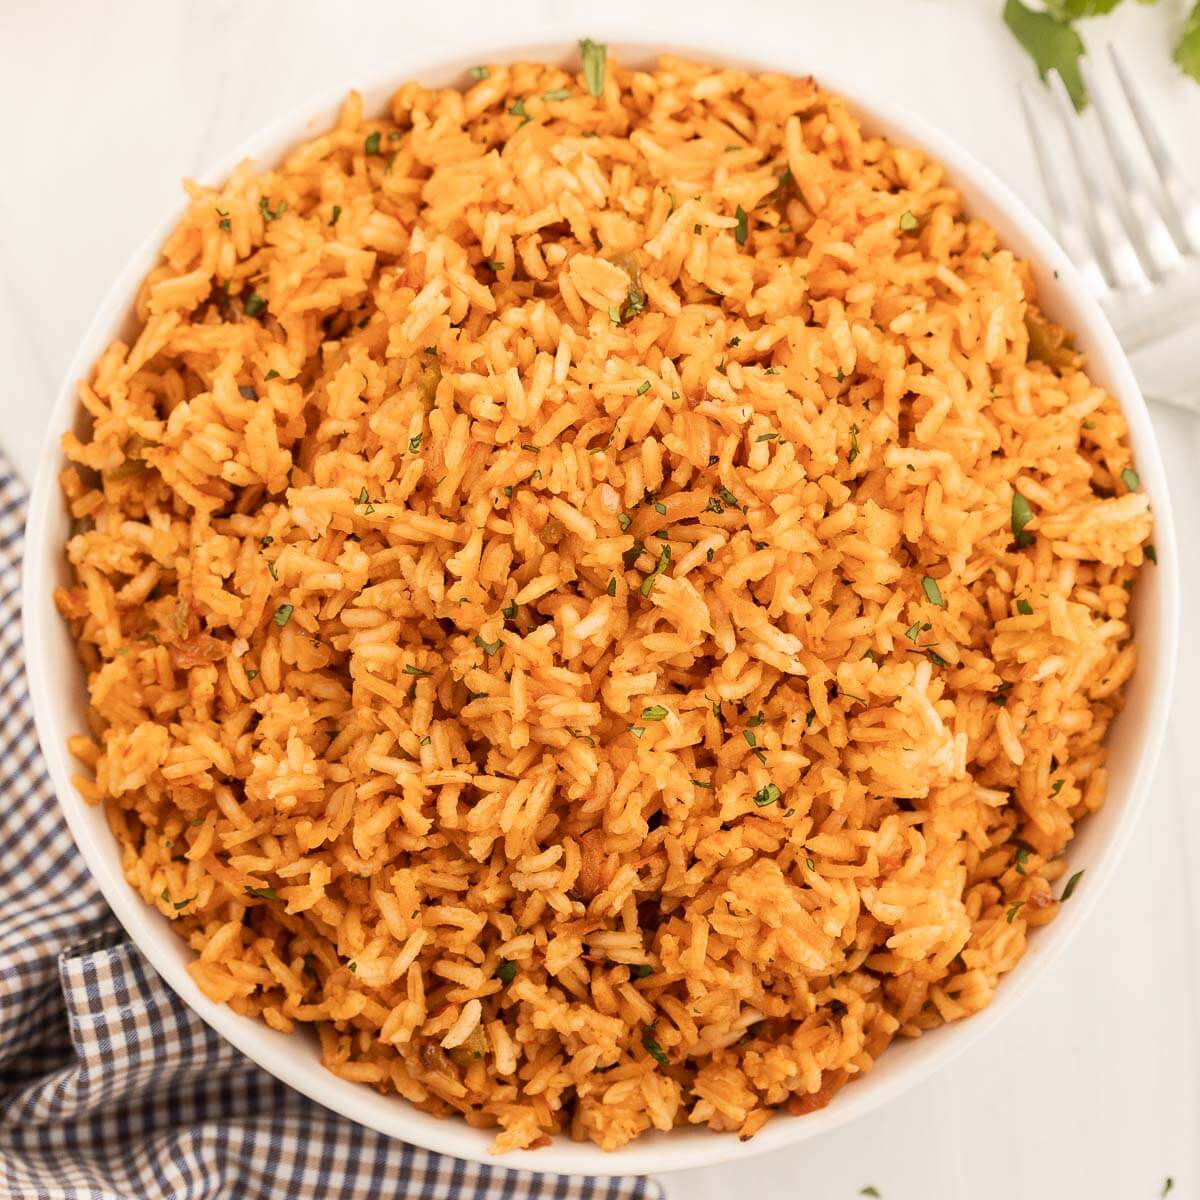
21,30,1180,1177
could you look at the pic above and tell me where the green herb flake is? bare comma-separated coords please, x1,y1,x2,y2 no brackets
1012,491,1035,548
806,857,816,870
1017,598,1034,616
637,380,652,396
475,635,501,656
1121,467,1140,491
217,210,231,232
173,898,192,910
921,576,945,607
1005,900,1025,924
848,423,859,461
497,960,517,985
509,98,530,125
752,783,781,807
928,649,949,668
482,259,505,272
502,600,518,619
273,604,294,628
329,206,342,227
898,210,919,232
692,778,713,789
653,500,667,515
357,486,369,504
468,65,489,81
246,669,258,680
579,38,607,98
258,196,287,222
630,725,645,739
640,543,672,597
641,704,668,722
642,1027,670,1067
735,204,748,246
743,729,758,748
419,736,431,747
618,512,632,531
245,886,278,901
543,88,572,101
264,369,280,380
1145,544,1157,564
904,621,923,644
860,1190,882,1199
632,963,653,979
243,291,267,318
1061,869,1084,900
1161,1177,1175,1198
719,487,740,508
1051,778,1065,795
402,665,431,677
1014,845,1030,875
756,432,779,443
364,131,381,156
765,365,780,375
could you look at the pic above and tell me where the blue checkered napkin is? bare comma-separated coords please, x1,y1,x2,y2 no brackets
0,463,661,1200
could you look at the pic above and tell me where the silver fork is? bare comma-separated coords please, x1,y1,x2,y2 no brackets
1019,45,1200,413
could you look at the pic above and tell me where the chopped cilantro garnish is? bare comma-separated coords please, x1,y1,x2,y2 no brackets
1145,544,1157,564
509,98,530,124
264,369,280,380
1012,492,1035,548
402,665,431,677
735,204,748,246
743,729,757,748
364,131,381,156
606,578,616,596
637,380,652,395
475,635,501,656
1006,900,1025,924
1061,869,1084,900
358,486,369,504
618,512,632,531
752,783,781,807
756,432,779,443
641,704,668,721
921,576,945,607
928,649,949,668
496,960,517,985
245,886,278,901
543,88,571,101
579,38,607,98
642,1027,669,1067
1121,467,1140,491
273,604,293,628
632,963,653,978
244,291,266,318
1014,845,1030,875
899,210,919,232
640,543,671,596
329,206,342,226
468,65,489,81
1017,598,1034,615
258,196,287,222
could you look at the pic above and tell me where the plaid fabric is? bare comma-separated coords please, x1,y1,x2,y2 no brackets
0,463,661,1200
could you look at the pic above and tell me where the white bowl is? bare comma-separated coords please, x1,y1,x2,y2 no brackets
22,33,1179,1178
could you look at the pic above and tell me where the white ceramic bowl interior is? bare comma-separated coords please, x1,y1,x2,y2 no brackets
22,34,1179,1177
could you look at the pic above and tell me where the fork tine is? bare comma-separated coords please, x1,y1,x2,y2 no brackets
1077,55,1184,275
1046,68,1151,291
1018,82,1109,298
1108,43,1200,253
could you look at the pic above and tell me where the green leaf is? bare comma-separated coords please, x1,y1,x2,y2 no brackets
543,88,572,101
632,963,653,978
1171,2,1200,83
641,704,668,721
642,1027,670,1067
1003,0,1089,111
579,38,607,98
735,205,749,246
898,210,919,232
1045,0,1123,16
1061,868,1085,900
1121,466,1140,491
1012,491,1035,547
921,576,945,607
752,783,782,807
364,131,381,156
496,960,517,985
273,604,294,628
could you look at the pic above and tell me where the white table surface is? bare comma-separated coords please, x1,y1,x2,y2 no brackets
4,1,1197,1196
